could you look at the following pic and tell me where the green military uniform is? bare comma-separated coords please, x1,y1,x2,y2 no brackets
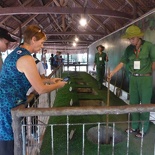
120,40,155,133
94,52,107,89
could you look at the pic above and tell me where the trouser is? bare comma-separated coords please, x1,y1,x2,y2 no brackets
0,140,14,155
129,76,152,133
50,65,55,70
96,66,105,88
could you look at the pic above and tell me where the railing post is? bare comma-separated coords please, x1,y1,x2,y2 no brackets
11,108,23,155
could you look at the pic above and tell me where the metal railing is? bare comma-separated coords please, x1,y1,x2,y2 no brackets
11,104,155,155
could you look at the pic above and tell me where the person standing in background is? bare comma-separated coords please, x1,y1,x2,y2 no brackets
59,55,64,65
58,52,62,66
41,49,48,74
0,27,16,71
49,53,54,70
108,25,155,138
93,45,108,90
32,53,46,78
26,53,46,96
26,53,46,137
53,51,60,68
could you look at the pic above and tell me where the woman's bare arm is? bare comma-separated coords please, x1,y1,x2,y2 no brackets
16,55,66,94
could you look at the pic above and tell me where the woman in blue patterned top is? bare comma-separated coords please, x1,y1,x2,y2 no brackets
0,25,67,155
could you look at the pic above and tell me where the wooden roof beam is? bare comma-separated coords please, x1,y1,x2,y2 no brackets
46,39,93,43
46,31,104,36
0,7,133,19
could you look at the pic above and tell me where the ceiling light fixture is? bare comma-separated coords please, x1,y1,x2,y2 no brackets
75,37,79,42
73,42,77,47
79,17,87,27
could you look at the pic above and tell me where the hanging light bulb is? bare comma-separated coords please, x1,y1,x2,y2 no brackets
79,17,87,27
73,42,76,47
75,37,79,42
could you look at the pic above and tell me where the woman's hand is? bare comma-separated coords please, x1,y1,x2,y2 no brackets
50,78,62,84
56,80,67,88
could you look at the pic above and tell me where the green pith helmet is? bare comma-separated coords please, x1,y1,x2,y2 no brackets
96,45,105,50
122,25,144,39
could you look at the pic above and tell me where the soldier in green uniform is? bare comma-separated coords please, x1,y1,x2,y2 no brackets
93,45,108,89
108,25,155,138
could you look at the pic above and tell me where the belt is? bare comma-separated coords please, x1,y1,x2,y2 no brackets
97,64,105,67
132,73,151,77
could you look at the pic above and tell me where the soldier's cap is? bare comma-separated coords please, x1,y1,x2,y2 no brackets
0,27,16,42
122,25,144,39
96,45,105,50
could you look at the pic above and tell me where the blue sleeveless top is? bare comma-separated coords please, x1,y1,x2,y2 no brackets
0,47,31,140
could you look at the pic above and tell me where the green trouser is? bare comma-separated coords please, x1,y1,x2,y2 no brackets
96,65,105,88
129,76,152,133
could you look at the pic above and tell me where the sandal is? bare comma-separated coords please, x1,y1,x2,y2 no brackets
125,128,137,133
135,131,145,138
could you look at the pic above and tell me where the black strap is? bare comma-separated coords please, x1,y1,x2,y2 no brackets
35,59,40,64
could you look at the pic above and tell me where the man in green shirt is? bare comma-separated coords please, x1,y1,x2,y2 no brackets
93,45,108,89
108,25,155,138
